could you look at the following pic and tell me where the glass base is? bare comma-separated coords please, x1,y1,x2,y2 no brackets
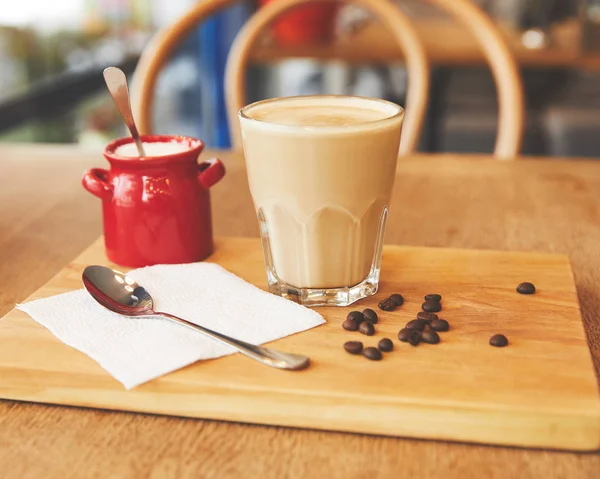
267,269,380,307
257,206,388,307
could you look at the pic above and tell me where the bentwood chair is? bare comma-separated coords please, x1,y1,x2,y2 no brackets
224,0,431,155
131,0,429,155
131,0,524,159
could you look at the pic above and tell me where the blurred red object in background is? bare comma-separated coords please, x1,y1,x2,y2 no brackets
259,0,339,45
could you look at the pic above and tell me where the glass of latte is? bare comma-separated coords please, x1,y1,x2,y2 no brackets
239,96,403,306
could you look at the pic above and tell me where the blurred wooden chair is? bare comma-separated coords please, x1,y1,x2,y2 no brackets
131,0,428,156
225,0,429,154
131,0,523,159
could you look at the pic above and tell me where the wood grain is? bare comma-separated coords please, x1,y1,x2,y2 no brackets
2,237,598,451
1,143,600,477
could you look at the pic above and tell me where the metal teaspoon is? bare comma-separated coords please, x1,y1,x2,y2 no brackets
82,265,310,371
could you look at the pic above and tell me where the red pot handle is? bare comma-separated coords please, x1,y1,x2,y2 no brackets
82,168,113,200
197,158,225,189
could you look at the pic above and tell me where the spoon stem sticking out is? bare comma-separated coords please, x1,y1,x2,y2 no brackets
103,66,146,157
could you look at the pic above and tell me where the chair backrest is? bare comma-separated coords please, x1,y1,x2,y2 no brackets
426,0,524,159
225,0,429,155
131,0,523,159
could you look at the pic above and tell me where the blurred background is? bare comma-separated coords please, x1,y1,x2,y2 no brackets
1,0,599,157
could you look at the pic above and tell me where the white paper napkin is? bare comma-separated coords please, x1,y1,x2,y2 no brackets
17,263,325,389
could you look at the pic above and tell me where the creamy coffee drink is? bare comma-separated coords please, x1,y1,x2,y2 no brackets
115,141,189,157
239,96,403,305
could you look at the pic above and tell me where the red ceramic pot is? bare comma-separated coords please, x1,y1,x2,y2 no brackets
82,135,225,267
260,0,339,45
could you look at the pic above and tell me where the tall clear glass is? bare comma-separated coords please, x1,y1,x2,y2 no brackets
239,95,403,306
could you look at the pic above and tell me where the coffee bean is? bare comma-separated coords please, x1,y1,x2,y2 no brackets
362,308,378,324
405,319,427,331
398,328,410,342
490,334,508,347
378,338,394,352
343,341,363,355
424,294,442,302
407,330,421,346
378,298,396,311
516,282,536,295
359,321,375,336
421,330,440,344
422,300,442,313
347,311,365,323
389,293,404,306
417,312,438,323
430,319,449,332
342,318,359,331
363,347,382,361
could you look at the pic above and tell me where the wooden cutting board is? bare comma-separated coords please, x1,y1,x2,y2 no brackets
1,237,599,451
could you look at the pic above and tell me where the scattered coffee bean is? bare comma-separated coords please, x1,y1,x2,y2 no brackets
343,341,363,355
389,293,404,306
359,321,375,336
424,293,442,302
362,308,378,323
490,334,509,347
407,330,422,346
430,318,449,332
405,319,427,331
347,311,365,324
342,318,359,331
417,312,438,323
363,347,382,361
422,300,442,313
398,328,410,342
378,338,394,352
378,298,396,311
516,282,536,295
421,330,440,344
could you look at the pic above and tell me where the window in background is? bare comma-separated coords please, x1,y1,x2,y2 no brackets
0,0,151,146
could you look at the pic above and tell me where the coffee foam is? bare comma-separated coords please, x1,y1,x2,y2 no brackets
241,96,401,132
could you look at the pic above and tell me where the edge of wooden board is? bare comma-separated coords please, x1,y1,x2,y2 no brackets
1,351,599,451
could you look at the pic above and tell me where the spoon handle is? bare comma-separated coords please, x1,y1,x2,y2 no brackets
103,66,146,157
156,312,310,370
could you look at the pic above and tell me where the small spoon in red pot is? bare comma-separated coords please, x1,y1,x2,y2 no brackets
103,66,146,157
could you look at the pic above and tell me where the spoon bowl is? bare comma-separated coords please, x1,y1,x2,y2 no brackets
82,265,153,315
82,265,310,370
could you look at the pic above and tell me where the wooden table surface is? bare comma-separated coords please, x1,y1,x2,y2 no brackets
1,143,600,478
251,19,600,69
